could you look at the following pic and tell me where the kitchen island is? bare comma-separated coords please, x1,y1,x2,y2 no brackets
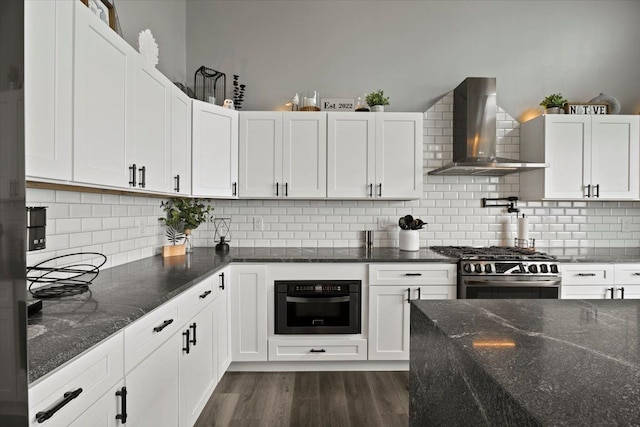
410,299,640,426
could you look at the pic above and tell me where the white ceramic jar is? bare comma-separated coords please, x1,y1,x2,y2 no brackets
399,229,419,251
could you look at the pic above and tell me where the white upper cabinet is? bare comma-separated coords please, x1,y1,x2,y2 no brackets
25,0,73,181
128,57,172,193
192,101,239,198
239,112,327,198
73,3,135,188
520,115,639,200
170,88,192,196
327,112,423,199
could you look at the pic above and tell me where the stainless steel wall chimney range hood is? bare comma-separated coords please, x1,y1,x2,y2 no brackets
427,77,548,176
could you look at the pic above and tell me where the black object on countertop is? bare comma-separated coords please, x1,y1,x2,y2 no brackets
27,252,107,298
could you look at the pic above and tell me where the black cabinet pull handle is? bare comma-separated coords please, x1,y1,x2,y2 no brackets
36,388,83,423
608,287,614,299
285,182,289,197
309,349,326,353
405,273,422,276
585,184,591,198
190,322,197,346
378,183,382,197
233,182,237,196
577,273,596,277
619,287,625,299
417,287,421,300
634,272,640,276
276,182,279,196
595,184,600,198
220,272,225,290
174,175,180,193
129,164,137,187
369,183,373,197
406,287,411,303
199,290,212,299
138,166,146,188
115,386,128,423
183,329,190,354
153,319,173,333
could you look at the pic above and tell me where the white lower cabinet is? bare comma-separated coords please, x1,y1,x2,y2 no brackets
214,268,232,381
68,382,125,427
368,264,456,361
268,338,367,361
560,263,640,299
230,264,268,361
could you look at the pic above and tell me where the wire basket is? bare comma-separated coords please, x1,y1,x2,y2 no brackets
27,252,107,298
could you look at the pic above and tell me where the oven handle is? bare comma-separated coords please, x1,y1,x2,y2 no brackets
463,279,561,287
286,296,351,304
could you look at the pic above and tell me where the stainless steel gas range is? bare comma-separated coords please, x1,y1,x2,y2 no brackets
430,246,561,299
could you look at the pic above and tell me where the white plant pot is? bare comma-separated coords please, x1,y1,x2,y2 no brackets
399,229,419,251
370,105,384,112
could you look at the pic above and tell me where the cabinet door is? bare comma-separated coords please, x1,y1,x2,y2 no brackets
239,112,282,197
192,100,239,197
591,116,639,199
417,285,457,300
375,113,422,199
170,88,192,195
282,112,327,198
368,286,410,361
125,332,180,427
543,115,590,199
73,3,134,188
179,304,216,427
129,59,172,193
618,285,640,299
25,0,73,181
230,265,268,361
327,113,375,198
214,269,231,380
68,382,125,427
561,285,612,299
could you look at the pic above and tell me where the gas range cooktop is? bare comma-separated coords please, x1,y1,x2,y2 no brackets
430,246,556,261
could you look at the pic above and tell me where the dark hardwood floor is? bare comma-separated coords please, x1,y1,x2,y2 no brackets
194,371,409,427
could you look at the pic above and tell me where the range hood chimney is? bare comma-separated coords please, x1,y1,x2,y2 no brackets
427,77,548,176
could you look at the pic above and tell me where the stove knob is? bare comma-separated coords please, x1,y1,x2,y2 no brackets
463,263,472,273
528,264,539,274
475,264,483,273
550,264,559,274
484,264,493,273
540,264,549,273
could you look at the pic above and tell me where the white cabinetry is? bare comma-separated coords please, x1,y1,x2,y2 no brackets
192,100,239,197
170,88,192,195
368,264,456,360
613,264,640,299
230,265,268,361
560,264,616,299
214,268,232,380
327,113,422,199
239,112,327,198
25,0,73,181
521,115,640,200
68,381,125,427
73,2,135,188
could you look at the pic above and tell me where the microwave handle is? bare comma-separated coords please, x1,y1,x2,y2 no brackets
286,296,350,304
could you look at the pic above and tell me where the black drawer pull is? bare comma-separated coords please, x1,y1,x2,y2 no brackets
183,329,190,354
608,287,614,299
36,388,83,423
174,175,180,193
577,273,596,277
138,166,146,189
619,287,625,299
232,182,237,196
129,164,137,187
309,349,326,353
190,322,197,346
634,273,640,276
199,290,212,299
115,386,128,423
406,287,411,303
220,272,225,290
153,319,173,333
369,183,373,197
405,273,422,276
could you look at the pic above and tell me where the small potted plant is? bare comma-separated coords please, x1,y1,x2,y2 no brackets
366,90,390,112
159,198,214,256
540,93,567,114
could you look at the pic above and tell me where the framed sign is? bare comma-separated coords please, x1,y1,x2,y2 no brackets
565,103,609,115
320,98,355,111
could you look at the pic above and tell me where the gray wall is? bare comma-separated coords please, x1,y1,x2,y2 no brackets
185,0,640,117
115,0,187,84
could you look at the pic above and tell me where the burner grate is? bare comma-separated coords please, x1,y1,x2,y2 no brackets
430,246,556,261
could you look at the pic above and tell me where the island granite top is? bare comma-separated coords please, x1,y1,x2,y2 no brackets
411,299,640,426
28,246,455,383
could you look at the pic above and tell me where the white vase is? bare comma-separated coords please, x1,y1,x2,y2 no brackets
399,229,419,251
370,105,384,112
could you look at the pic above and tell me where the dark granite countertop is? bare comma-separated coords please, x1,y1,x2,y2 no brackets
542,247,640,263
410,299,640,426
28,247,455,383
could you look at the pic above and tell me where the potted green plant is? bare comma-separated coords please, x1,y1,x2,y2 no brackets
365,90,390,112
158,198,214,256
540,93,567,114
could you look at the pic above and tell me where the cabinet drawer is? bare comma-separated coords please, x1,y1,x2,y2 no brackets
369,264,456,286
123,296,182,373
179,274,215,321
561,264,614,285
29,332,124,426
614,264,640,285
268,339,367,361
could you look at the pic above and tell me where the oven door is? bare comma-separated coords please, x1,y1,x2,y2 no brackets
275,281,361,334
460,276,561,299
